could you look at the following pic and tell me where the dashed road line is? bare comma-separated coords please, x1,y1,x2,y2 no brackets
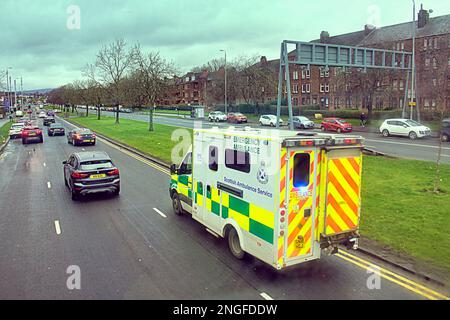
153,208,167,218
54,220,62,235
47,181,52,189
260,292,274,300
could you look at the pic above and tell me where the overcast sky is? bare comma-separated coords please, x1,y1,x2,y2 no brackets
1,0,448,90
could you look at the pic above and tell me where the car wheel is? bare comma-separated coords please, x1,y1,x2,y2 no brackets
64,174,68,187
215,118,219,123
113,188,120,197
321,126,326,131
228,228,245,260
71,188,79,201
300,125,305,129
172,192,183,216
39,137,43,143
337,128,342,134
442,134,449,142
409,131,418,140
270,122,275,127
259,121,263,126
22,138,27,144
209,118,212,122
382,129,390,137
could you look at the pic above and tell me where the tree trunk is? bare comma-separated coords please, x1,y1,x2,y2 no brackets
86,104,89,117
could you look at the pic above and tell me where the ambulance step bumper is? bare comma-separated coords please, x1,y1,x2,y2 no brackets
320,231,360,250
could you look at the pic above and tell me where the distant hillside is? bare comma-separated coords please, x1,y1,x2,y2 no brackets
23,88,54,95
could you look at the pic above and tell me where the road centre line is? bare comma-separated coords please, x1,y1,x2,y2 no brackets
47,181,51,189
54,220,62,235
153,208,167,218
260,292,274,300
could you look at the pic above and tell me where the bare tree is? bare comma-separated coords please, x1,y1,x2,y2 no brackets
95,39,136,124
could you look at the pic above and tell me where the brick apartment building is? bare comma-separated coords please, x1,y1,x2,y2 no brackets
161,5,450,112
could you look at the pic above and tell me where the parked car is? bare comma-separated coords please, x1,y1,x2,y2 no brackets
38,111,46,118
67,128,96,146
321,118,353,133
48,123,65,136
380,119,431,140
208,111,228,122
259,115,284,127
293,116,315,129
227,112,248,124
120,108,132,113
21,126,43,144
440,119,450,142
43,116,56,126
63,151,120,200
15,110,24,118
46,110,55,116
9,123,25,139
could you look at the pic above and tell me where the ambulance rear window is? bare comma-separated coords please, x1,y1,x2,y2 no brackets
225,149,251,174
293,154,310,188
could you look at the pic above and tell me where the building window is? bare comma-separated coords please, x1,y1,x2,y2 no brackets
225,149,251,174
325,84,330,93
401,42,405,51
424,39,428,50
448,56,450,66
301,85,306,93
393,80,398,91
293,71,299,80
433,57,438,69
434,38,438,49
433,78,437,87
306,84,311,93
293,84,299,93
302,69,311,79
320,84,325,93
424,99,430,108
396,43,401,51
399,81,404,91
293,98,299,106
432,99,436,108
425,58,430,67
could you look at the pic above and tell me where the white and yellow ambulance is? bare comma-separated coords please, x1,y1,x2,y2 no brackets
169,127,364,270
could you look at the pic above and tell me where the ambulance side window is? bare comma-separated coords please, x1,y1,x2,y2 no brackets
179,152,192,175
225,149,251,173
209,146,219,172
293,154,310,188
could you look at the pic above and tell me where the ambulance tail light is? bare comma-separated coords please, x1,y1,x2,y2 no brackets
330,137,364,146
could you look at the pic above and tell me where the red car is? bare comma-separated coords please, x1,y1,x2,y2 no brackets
22,126,44,144
321,118,353,133
227,112,248,124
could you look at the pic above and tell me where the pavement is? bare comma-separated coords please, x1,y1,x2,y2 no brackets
0,117,447,300
99,111,450,164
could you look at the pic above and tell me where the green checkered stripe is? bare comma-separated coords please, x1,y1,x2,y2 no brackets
171,174,192,199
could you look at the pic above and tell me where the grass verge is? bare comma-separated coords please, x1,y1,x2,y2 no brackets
69,114,450,275
0,122,12,144
361,156,450,275
70,115,192,164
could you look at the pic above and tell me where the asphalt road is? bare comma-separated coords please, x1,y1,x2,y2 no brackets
99,111,450,164
0,118,440,300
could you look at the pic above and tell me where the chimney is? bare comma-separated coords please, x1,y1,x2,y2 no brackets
320,31,330,43
418,4,430,28
260,56,268,65
364,24,376,36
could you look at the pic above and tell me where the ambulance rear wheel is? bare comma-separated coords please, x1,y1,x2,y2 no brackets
172,193,183,216
228,228,245,260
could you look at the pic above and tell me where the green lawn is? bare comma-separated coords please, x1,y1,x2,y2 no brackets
70,115,192,164
68,114,450,273
0,122,12,144
361,156,450,272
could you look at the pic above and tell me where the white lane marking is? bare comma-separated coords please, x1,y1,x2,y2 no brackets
43,162,46,167
54,220,62,235
153,208,167,218
365,138,450,151
47,181,52,189
260,292,274,301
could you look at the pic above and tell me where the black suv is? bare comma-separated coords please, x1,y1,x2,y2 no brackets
63,151,120,200
43,116,55,126
441,119,450,142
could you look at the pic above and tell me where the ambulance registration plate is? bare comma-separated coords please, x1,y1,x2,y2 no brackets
295,236,305,249
90,174,106,179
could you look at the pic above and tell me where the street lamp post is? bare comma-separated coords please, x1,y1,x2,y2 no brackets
410,0,416,120
220,50,227,114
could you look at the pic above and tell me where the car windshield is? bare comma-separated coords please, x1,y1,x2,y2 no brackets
80,160,113,171
50,124,63,128
12,124,24,128
405,120,421,127
299,117,309,121
235,113,243,116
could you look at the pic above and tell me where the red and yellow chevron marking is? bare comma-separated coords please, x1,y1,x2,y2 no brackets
325,157,362,235
314,152,322,241
286,151,315,259
278,149,287,265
